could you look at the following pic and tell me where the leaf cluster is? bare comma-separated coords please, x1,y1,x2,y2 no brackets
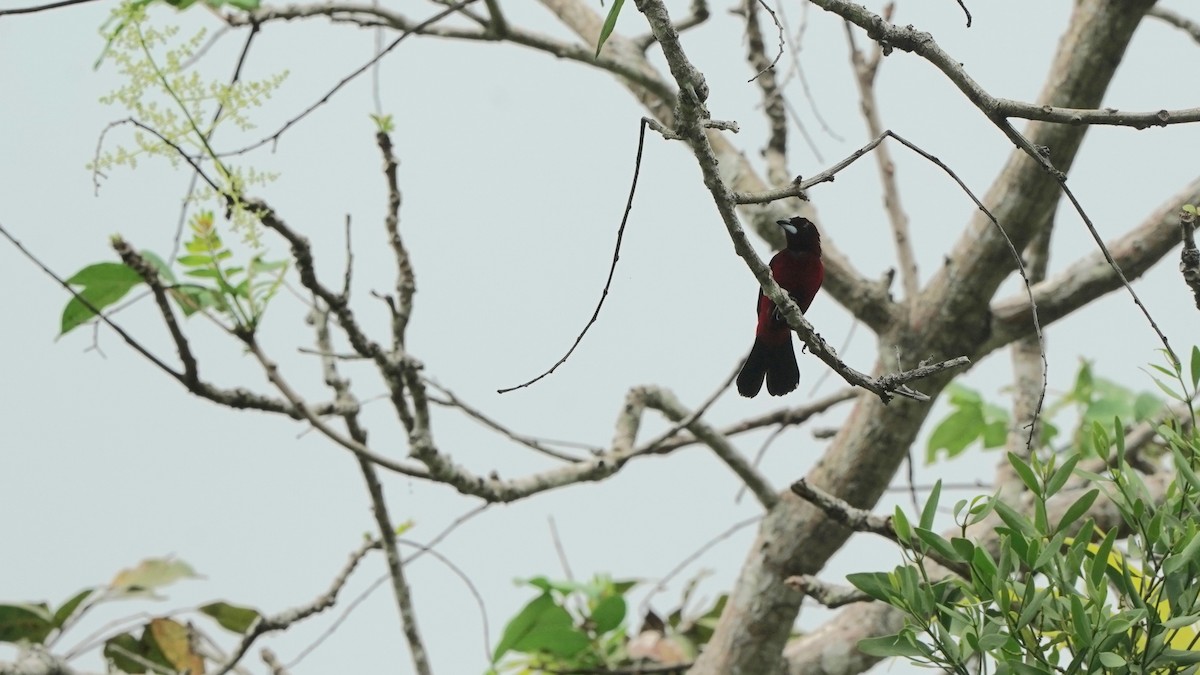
61,210,287,336
859,350,1200,674
490,574,724,674
0,556,261,675
927,360,1166,463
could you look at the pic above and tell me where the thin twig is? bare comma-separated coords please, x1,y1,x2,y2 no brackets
425,379,592,462
220,0,480,157
0,0,102,15
376,130,416,349
746,0,785,85
548,516,576,583
211,538,379,675
638,515,761,619
743,0,788,187
498,116,650,393
1149,6,1200,45
953,0,971,27
285,504,490,669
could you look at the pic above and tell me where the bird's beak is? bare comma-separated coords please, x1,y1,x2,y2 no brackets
776,219,798,235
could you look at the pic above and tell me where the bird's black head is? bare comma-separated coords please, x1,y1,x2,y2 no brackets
776,217,821,254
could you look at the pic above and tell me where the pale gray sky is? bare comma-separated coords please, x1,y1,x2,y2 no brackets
2,1,1198,673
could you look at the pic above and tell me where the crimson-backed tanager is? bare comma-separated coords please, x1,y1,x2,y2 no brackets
736,217,824,398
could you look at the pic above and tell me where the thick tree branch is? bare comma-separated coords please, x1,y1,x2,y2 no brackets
697,3,1158,673
742,0,788,188
635,1,966,403
984,176,1200,354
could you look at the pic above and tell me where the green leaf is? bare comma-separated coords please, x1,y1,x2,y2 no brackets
1098,652,1126,668
1160,648,1200,666
1070,595,1093,648
993,500,1036,538
170,284,221,316
0,604,54,644
1164,531,1200,575
104,632,150,673
590,594,625,634
60,262,145,336
1015,586,1048,631
1133,392,1164,422
176,254,213,267
594,0,625,58
1055,489,1099,535
1162,613,1200,629
920,480,942,530
926,407,983,462
1007,452,1041,497
1089,528,1117,589
982,420,1008,448
1174,445,1200,493
1152,375,1186,402
846,572,895,603
1044,455,1079,497
139,250,175,283
857,632,930,658
892,506,912,543
493,593,587,662
915,527,961,563
951,537,975,562
971,546,997,590
199,602,261,634
52,589,93,628
1192,345,1200,390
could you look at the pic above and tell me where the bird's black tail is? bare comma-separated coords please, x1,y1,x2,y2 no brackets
736,338,799,397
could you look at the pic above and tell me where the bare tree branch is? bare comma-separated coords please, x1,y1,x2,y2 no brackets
784,575,871,609
984,177,1200,354
1149,6,1200,44
843,6,918,304
211,538,379,675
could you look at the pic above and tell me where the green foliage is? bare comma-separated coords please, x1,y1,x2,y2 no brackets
864,352,1200,674
372,113,395,134
491,574,724,673
172,210,288,331
97,0,262,69
59,211,287,336
93,2,286,242
492,575,634,672
927,361,1168,464
0,556,264,674
595,0,625,58
62,4,294,338
927,383,1041,462
60,262,146,336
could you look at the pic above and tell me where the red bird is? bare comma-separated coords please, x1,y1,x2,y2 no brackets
736,217,824,397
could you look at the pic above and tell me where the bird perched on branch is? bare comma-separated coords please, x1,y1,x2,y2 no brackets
736,217,824,398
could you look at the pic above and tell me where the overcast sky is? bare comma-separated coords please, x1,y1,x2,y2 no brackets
2,1,1199,673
